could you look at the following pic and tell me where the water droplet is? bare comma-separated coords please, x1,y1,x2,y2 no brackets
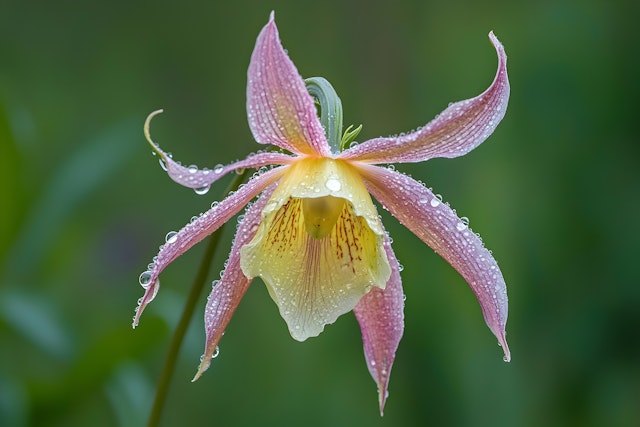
430,194,443,207
188,165,198,174
194,185,210,195
139,271,152,288
456,217,469,231
386,164,396,171
325,178,341,191
211,201,219,209
214,164,224,174
165,231,178,243
158,158,168,171
349,141,358,148
503,355,510,362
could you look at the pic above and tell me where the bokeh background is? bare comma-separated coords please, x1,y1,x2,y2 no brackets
1,0,638,426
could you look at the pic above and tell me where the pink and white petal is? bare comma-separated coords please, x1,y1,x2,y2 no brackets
247,12,330,156
340,32,508,164
132,167,285,327
353,234,405,416
158,149,291,191
144,110,294,190
193,183,277,380
359,165,510,361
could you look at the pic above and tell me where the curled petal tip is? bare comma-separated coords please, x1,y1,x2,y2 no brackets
144,109,165,155
192,359,210,382
488,31,506,56
132,278,160,328
378,388,389,416
500,336,511,362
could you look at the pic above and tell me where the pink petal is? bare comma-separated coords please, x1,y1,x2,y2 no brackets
340,32,508,164
353,233,405,416
144,109,294,191
359,164,510,361
132,167,284,327
247,12,330,156
193,183,277,380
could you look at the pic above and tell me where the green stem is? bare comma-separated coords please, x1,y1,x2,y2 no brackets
147,170,248,427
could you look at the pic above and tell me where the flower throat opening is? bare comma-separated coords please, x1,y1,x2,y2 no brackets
302,196,346,239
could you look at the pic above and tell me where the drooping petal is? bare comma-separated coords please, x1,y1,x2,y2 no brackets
359,164,510,361
144,109,294,191
240,158,390,340
132,167,284,327
353,233,405,416
340,32,509,164
193,184,277,380
247,12,331,156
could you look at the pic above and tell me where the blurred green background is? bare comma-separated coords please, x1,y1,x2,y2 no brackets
1,0,638,426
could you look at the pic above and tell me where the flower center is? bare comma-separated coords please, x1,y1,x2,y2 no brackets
301,195,346,239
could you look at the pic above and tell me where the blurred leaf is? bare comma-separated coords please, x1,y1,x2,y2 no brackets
0,374,28,427
0,102,22,262
105,361,154,427
1,119,140,282
0,288,73,360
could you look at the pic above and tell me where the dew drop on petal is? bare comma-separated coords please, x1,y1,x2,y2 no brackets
211,201,219,209
214,164,224,174
325,178,341,192
456,217,469,231
194,185,210,195
188,165,198,174
158,158,168,171
139,271,152,288
165,231,178,244
430,194,443,207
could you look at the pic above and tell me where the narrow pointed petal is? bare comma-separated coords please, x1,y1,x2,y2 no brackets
144,110,294,190
340,32,508,164
132,167,284,327
359,165,510,361
247,12,330,156
353,234,405,416
193,184,277,380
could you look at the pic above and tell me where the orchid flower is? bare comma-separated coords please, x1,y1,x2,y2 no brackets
134,12,510,414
